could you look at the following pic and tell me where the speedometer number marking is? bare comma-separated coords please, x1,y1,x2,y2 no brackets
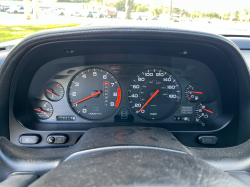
128,69,181,121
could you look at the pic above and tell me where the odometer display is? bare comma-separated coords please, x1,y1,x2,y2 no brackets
68,68,121,120
128,69,181,121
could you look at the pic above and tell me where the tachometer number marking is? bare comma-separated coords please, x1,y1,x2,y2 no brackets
68,68,121,120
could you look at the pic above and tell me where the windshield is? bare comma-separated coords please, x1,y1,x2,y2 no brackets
0,0,250,43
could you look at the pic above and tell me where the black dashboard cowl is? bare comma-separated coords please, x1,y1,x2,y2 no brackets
1,26,249,142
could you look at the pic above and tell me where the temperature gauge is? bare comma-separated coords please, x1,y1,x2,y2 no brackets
195,103,214,124
185,84,203,102
45,82,64,101
33,100,53,120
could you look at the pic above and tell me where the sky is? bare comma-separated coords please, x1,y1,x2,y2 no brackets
134,0,250,12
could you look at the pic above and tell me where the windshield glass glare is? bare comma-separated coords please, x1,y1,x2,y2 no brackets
0,0,250,43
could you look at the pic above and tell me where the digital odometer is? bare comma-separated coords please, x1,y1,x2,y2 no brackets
68,68,121,120
128,69,181,121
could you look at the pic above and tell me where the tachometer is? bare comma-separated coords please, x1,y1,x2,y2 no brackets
128,69,181,121
68,68,121,120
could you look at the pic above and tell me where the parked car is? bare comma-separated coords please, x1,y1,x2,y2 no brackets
171,17,180,22
87,11,102,18
0,7,9,12
99,13,104,18
58,11,65,16
6,7,19,14
87,11,93,18
71,12,83,17
7,6,32,14
102,7,117,18
92,11,100,18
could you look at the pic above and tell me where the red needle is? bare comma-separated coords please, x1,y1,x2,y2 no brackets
138,90,159,113
72,91,101,106
189,91,203,94
46,89,59,98
200,107,213,113
34,108,48,114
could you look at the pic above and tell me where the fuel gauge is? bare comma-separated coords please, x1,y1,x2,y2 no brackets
195,103,215,124
185,84,203,102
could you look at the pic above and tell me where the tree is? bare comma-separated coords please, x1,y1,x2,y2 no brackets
116,0,125,11
181,9,190,18
132,4,149,12
57,0,102,3
125,0,133,19
173,8,181,15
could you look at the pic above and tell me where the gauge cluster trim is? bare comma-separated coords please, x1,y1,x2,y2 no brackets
9,39,239,148
25,60,222,129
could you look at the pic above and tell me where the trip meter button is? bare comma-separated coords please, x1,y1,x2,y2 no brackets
128,69,181,121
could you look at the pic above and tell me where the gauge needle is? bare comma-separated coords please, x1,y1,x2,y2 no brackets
34,108,48,114
72,91,101,106
138,90,159,113
189,91,203,94
200,107,213,113
46,89,60,99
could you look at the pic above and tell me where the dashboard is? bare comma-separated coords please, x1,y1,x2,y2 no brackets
1,29,246,149
1,27,250,187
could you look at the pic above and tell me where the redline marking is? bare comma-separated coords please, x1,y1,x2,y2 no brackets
115,88,121,107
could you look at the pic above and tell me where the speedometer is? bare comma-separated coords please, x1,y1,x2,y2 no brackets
68,68,121,120
128,69,181,121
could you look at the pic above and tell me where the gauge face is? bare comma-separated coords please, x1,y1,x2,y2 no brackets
185,84,203,102
195,103,214,123
33,100,53,120
128,69,181,121
45,82,64,101
68,68,121,120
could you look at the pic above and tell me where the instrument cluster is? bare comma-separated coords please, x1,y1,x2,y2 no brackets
28,61,221,128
